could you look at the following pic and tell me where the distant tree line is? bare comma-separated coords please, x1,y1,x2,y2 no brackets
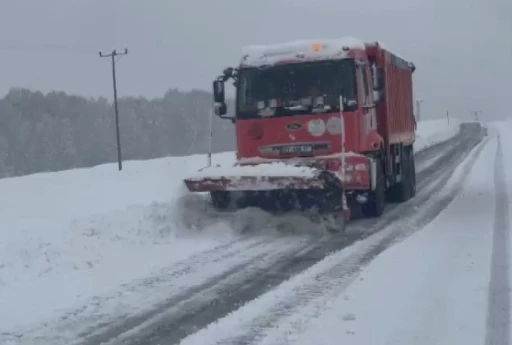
0,87,236,178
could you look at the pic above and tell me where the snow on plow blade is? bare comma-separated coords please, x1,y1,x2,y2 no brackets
184,175,326,192
183,162,334,193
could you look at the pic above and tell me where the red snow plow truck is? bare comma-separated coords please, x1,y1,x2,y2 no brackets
183,37,417,233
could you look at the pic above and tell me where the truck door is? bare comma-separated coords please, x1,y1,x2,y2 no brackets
357,63,377,151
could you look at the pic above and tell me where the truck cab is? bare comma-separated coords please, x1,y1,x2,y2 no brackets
214,39,388,161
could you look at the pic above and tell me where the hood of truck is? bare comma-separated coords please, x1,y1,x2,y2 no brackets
235,113,354,159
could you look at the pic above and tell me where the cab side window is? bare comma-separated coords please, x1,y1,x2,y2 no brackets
356,64,370,107
361,66,371,105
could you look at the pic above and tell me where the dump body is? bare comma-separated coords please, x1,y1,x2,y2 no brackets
365,42,416,150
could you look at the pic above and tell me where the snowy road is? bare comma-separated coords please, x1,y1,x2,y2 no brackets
61,123,489,345
3,120,501,345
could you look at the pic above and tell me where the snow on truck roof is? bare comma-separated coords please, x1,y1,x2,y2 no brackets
240,37,367,67
239,37,414,69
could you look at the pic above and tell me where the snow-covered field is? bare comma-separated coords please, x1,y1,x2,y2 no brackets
414,117,460,151
0,118,463,344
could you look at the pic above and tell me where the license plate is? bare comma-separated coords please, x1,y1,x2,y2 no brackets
279,145,313,153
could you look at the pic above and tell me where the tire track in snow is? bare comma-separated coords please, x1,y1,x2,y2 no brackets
176,126,488,345
84,237,318,345
414,128,467,169
485,134,510,345
33,235,310,345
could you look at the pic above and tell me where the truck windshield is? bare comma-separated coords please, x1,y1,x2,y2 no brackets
236,59,356,119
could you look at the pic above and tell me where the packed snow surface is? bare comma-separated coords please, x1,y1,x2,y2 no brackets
0,118,462,344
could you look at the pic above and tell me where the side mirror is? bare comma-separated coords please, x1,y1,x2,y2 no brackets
372,67,386,103
223,67,234,79
409,62,416,73
214,102,227,116
213,80,225,103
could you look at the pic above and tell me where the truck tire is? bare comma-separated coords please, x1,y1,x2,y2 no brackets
409,147,417,197
362,159,386,217
387,145,413,202
210,191,231,210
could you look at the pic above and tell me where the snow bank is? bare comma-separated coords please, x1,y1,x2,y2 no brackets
0,151,237,336
494,120,512,321
414,118,460,152
496,120,512,214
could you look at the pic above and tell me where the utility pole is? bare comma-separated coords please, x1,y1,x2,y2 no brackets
99,48,128,171
416,99,424,122
472,110,481,122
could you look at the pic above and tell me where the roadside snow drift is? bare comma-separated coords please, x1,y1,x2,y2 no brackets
414,117,459,151
0,118,461,343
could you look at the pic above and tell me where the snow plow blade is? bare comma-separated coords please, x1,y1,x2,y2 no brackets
183,163,338,193
184,174,327,192
182,162,348,232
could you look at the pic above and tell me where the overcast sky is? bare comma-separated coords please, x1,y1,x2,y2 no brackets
0,0,509,120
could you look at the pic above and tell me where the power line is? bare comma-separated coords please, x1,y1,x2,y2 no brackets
0,43,98,54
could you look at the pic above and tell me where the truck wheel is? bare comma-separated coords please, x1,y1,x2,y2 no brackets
409,148,417,197
387,145,412,202
210,191,231,210
362,159,386,217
